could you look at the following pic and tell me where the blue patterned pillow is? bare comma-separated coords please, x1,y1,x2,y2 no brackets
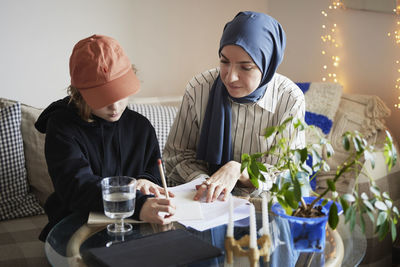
0,103,44,220
296,82,343,190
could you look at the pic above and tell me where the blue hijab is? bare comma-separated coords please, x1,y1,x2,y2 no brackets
196,11,286,174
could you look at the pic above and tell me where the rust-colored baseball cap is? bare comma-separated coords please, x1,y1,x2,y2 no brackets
69,34,140,109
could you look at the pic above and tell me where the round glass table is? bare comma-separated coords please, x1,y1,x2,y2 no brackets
45,212,366,267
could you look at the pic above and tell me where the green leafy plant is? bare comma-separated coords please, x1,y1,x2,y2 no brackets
241,117,399,241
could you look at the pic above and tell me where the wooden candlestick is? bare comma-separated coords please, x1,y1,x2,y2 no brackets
225,233,271,266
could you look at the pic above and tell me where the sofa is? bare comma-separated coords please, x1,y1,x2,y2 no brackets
0,81,399,267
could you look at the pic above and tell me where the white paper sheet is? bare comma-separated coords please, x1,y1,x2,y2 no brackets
170,177,251,231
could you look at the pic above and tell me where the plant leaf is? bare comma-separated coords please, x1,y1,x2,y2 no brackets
345,206,353,223
378,221,389,241
342,134,350,151
325,142,334,158
366,210,375,224
370,186,380,196
327,179,336,191
293,178,302,202
376,211,388,226
364,150,375,169
363,200,374,211
265,126,277,138
256,161,267,172
359,214,365,233
392,220,397,242
342,193,355,202
284,190,298,209
328,202,339,229
375,201,388,211
360,192,368,200
339,196,349,215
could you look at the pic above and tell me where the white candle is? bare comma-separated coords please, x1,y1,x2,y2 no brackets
249,204,257,249
262,193,269,235
227,194,234,237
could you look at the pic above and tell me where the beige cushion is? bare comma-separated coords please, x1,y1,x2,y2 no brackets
0,98,53,206
325,94,390,167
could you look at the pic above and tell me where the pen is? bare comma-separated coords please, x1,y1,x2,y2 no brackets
157,159,169,199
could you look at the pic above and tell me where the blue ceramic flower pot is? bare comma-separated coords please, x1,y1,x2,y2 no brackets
271,196,342,253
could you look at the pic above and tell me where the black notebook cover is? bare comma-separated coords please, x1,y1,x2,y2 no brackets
82,229,223,267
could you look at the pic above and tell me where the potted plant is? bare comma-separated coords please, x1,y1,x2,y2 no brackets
241,117,398,252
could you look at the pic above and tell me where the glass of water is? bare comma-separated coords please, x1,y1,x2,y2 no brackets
101,176,136,234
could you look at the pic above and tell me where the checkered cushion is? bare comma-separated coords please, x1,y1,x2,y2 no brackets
0,103,44,220
128,103,178,155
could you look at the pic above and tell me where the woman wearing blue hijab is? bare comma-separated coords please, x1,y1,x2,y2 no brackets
164,11,305,202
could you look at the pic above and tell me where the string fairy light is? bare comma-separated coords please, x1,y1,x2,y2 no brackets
388,4,400,109
321,1,344,83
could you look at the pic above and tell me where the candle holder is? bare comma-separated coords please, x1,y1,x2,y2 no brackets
224,233,271,267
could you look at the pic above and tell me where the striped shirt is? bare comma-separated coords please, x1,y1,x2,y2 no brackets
163,68,305,196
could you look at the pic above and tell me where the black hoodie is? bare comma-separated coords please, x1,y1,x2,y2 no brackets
35,97,161,241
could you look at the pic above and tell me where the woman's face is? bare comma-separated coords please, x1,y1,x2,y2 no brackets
219,45,262,98
91,97,129,122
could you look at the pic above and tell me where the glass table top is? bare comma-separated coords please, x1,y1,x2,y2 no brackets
45,212,366,267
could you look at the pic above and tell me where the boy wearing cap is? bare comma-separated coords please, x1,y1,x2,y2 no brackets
35,34,175,241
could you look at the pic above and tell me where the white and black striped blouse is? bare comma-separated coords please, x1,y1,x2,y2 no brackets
163,68,305,196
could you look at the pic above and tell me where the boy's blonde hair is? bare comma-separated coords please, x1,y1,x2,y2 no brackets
67,86,93,122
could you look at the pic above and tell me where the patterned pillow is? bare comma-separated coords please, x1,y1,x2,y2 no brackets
128,103,178,155
296,82,343,190
0,103,44,220
296,82,342,135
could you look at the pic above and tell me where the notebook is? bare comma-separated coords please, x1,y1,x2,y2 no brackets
82,229,223,267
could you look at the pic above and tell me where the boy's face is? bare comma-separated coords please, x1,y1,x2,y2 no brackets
91,97,129,122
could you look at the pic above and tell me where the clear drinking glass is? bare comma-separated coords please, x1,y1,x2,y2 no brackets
101,176,137,234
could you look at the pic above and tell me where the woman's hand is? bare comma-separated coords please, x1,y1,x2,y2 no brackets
193,161,248,202
139,198,176,224
136,179,174,198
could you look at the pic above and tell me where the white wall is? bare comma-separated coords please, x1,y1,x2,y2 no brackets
0,0,267,106
1,0,399,143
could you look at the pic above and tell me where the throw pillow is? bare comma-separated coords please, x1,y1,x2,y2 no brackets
0,102,44,220
128,103,178,156
296,82,343,190
0,97,54,206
